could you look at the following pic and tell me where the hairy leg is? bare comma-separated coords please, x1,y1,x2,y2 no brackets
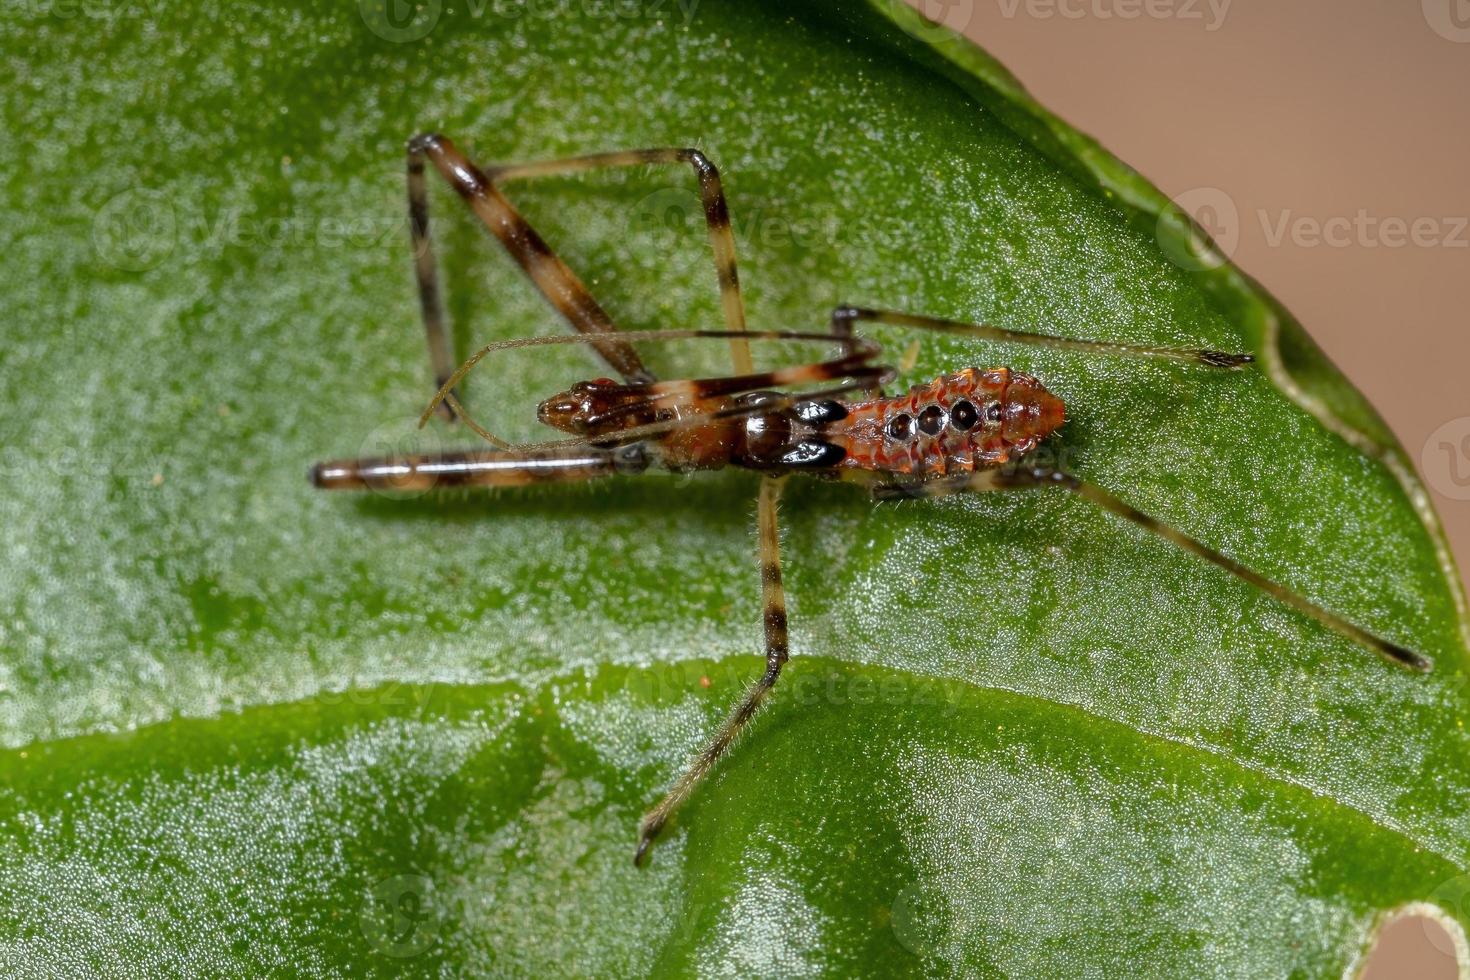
871,463,1430,671
407,136,759,411
635,476,789,865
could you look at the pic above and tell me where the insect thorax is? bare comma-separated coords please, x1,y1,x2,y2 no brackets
535,368,1064,478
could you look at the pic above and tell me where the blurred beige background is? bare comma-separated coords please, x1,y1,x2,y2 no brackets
907,0,1469,975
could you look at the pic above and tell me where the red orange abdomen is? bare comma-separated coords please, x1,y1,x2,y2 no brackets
831,367,1065,476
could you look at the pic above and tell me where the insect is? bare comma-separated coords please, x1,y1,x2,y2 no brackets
310,134,1432,866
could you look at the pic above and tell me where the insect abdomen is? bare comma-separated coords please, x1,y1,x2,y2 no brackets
831,367,1065,475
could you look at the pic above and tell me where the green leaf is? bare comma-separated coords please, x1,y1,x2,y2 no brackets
3,1,1467,975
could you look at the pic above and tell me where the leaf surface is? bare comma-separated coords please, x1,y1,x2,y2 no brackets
2,2,1467,975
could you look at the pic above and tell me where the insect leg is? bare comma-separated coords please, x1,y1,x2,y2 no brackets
310,445,648,493
831,306,1254,369
826,307,887,397
408,134,653,385
635,476,789,866
406,143,459,419
871,465,1431,671
488,147,753,375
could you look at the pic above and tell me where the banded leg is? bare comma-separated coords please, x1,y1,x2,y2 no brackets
409,133,652,394
635,476,789,866
408,136,753,412
871,464,1431,672
488,147,752,376
830,306,1255,369
309,445,647,493
406,145,457,418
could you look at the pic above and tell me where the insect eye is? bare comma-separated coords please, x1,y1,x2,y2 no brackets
792,399,850,424
887,413,913,441
778,440,847,468
949,400,978,431
917,405,945,436
985,401,1003,424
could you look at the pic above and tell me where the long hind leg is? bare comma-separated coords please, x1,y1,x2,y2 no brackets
869,465,1431,672
408,134,651,394
635,476,789,865
407,136,755,415
847,308,1426,669
488,147,752,375
829,306,1254,369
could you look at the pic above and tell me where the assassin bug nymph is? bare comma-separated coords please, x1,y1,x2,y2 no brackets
310,135,1432,866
